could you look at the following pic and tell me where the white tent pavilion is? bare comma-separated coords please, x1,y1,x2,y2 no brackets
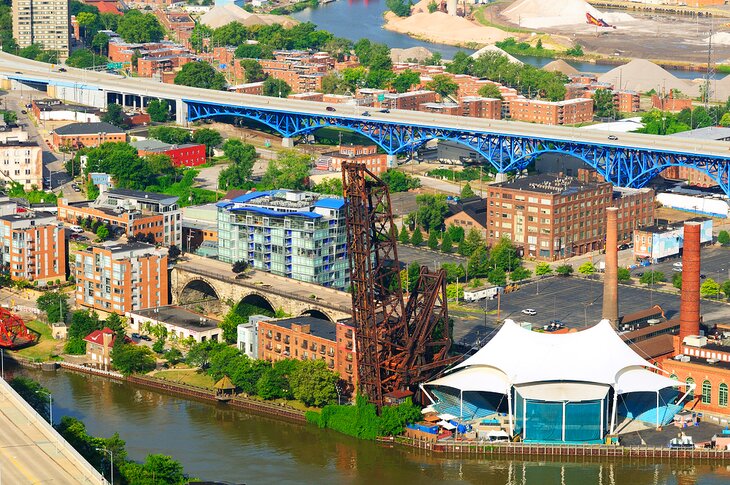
423,319,693,442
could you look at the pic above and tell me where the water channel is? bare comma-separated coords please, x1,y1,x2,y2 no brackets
9,365,730,484
291,0,725,80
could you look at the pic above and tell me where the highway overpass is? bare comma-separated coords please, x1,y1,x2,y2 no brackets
2,51,730,194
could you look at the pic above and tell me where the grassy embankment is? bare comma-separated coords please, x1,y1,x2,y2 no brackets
10,320,63,361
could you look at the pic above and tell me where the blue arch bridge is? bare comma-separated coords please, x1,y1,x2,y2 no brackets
187,99,730,196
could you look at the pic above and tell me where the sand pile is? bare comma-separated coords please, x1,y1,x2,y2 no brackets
598,59,698,96
502,0,634,29
705,32,730,46
543,59,579,75
199,5,297,29
384,11,511,46
391,46,433,63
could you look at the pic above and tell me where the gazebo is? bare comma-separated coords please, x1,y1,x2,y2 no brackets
214,376,236,402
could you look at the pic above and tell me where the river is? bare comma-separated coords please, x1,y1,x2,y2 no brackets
9,366,730,484
291,0,724,80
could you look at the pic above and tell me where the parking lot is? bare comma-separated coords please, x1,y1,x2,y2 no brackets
630,246,730,283
451,276,730,346
396,244,465,269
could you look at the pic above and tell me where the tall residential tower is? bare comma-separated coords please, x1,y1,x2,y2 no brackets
12,0,70,58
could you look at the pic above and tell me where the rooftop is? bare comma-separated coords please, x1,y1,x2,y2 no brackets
106,188,179,204
261,316,339,341
105,242,157,254
218,190,344,215
493,173,606,195
0,211,56,224
638,217,710,234
668,126,730,141
53,122,125,136
131,306,221,332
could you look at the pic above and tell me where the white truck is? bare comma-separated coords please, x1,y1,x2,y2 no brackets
463,285,503,302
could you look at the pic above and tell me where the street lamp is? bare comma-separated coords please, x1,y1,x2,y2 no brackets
96,447,114,485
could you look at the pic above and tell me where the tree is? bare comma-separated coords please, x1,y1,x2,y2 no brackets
9,377,51,421
291,359,339,407
410,228,423,246
425,74,458,99
240,59,267,83
490,237,519,272
722,280,730,299
701,278,722,298
415,194,449,232
96,225,109,241
510,266,532,282
477,83,502,99
174,62,227,90
148,127,192,145
446,224,464,243
235,43,264,59
37,292,69,323
672,271,683,289
262,78,292,98
720,112,730,127
101,103,126,128
168,245,181,260
460,182,476,199
467,245,490,278
121,454,185,485
146,99,169,123
718,230,730,246
386,0,411,16
110,343,156,376
618,267,632,282
91,32,109,54
66,48,106,68
535,262,552,276
556,264,573,276
165,347,183,365
191,128,223,156
640,270,666,285
312,177,343,195
427,0,438,12
380,170,420,192
488,267,507,286
185,340,228,369
219,139,257,189
427,230,439,250
260,151,312,190
398,225,410,244
117,10,164,43
459,228,484,257
578,261,596,275
232,260,249,273
391,69,420,93
593,88,615,118
257,359,297,400
404,261,421,292
441,232,453,253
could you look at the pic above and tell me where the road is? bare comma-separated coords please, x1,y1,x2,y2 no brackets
2,51,730,160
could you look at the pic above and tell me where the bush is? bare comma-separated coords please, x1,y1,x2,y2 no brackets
556,264,573,276
718,230,730,246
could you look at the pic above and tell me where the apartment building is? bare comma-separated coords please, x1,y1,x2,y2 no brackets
318,144,388,175
217,190,349,290
51,122,126,150
461,97,502,119
259,52,332,94
0,211,66,284
258,316,358,388
131,139,207,167
486,174,614,260
0,141,43,190
375,90,439,111
71,242,169,314
614,90,641,113
58,188,182,246
153,8,195,44
509,98,594,125
651,92,692,112
12,0,70,57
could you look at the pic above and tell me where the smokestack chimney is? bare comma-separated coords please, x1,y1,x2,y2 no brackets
602,207,619,328
679,222,701,341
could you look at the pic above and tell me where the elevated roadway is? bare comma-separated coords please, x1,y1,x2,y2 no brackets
2,51,730,193
0,377,107,484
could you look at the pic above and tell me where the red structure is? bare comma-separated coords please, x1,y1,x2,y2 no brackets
0,308,39,348
679,221,701,341
602,207,619,327
342,162,457,408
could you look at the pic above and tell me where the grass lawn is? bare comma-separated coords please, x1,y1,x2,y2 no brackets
153,369,216,389
10,320,63,362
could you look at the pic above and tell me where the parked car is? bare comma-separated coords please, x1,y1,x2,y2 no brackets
326,106,336,112
68,225,84,234
618,244,629,250
635,272,644,277
131,333,140,339
521,308,537,316
672,267,683,272
362,111,371,116
20,110,27,114
58,68,67,72
700,274,707,279
380,109,390,113
140,335,152,341
673,262,683,268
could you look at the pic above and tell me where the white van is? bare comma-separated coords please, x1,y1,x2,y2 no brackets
68,225,84,234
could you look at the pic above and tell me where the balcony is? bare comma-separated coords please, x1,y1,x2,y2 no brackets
346,342,353,350
274,335,281,342
301,341,308,349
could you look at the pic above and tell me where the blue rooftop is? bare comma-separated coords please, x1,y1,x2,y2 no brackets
229,206,322,219
231,191,274,203
313,198,345,210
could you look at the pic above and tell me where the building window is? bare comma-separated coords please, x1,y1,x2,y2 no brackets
686,377,695,400
702,380,712,404
720,383,728,407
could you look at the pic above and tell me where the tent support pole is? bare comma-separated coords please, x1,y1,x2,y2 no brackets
562,401,566,442
610,391,618,435
420,384,436,405
507,388,514,438
460,389,463,422
656,391,660,429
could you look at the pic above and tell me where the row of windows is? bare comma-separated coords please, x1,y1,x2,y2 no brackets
676,376,729,407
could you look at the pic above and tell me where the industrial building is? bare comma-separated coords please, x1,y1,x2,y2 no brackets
216,190,349,290
633,218,712,262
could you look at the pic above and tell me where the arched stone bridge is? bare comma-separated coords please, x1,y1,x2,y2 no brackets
170,264,352,322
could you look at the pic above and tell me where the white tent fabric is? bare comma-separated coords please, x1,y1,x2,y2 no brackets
515,382,610,402
427,366,510,395
450,319,658,386
614,367,684,395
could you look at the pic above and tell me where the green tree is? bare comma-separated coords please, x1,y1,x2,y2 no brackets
380,170,420,192
460,182,476,199
720,112,730,127
718,230,730,246
398,225,410,244
165,347,183,365
117,10,165,43
291,359,339,407
240,59,267,83
410,228,423,246
192,128,223,156
66,48,106,68
701,278,722,298
148,127,192,145
440,232,453,253
76,11,96,40
427,0,438,12
91,32,109,54
446,224,464,243
722,280,730,299
556,264,573,276
9,377,51,421
146,99,170,123
96,225,109,241
379,398,423,436
36,292,69,323
219,307,246,344
640,270,666,285
235,43,264,59
386,0,411,16
535,262,552,276
510,266,532,282
578,261,596,275
262,78,292,98
477,83,502,99
174,61,227,90
260,151,312,190
219,139,257,189
101,103,126,128
427,230,439,250
566,44,584,56
111,343,156,376
618,267,632,282
490,236,519,272
467,245,490,278
425,74,459,98
391,69,420,93
672,271,683,289
488,267,507,286
186,340,228,369
405,261,421,292
312,177,343,195
415,194,449,232
593,88,615,118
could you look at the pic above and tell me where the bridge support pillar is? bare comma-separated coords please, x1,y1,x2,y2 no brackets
494,172,509,183
386,154,397,168
176,100,188,126
281,137,294,148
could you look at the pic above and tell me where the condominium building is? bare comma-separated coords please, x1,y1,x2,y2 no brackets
257,316,357,388
71,242,169,314
0,141,43,190
58,188,182,246
508,98,594,125
317,144,388,175
12,0,70,58
0,211,66,284
217,190,349,290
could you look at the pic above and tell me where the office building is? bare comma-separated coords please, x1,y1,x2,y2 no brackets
217,190,349,290
12,0,70,58
0,211,66,284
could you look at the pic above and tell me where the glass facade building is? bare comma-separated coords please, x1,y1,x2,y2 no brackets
217,190,349,290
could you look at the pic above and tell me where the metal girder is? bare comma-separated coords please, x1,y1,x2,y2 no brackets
186,100,730,195
0,308,39,349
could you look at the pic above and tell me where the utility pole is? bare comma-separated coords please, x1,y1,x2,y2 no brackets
705,19,715,109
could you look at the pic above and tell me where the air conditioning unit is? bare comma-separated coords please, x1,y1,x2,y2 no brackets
674,354,685,361
683,335,707,348
707,358,719,364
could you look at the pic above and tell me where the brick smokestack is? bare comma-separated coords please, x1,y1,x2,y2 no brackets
679,221,701,341
602,207,619,328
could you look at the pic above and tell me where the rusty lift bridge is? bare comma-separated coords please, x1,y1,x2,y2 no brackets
0,308,39,349
342,162,458,409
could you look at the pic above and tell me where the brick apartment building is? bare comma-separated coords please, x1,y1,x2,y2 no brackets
614,91,641,113
229,82,265,95
509,98,594,125
153,8,194,44
0,141,43,190
257,316,358,388
0,211,66,284
259,51,334,93
71,242,169,314
58,188,182,246
661,166,717,187
51,122,126,150
375,90,439,111
318,144,388,175
651,92,692,112
132,139,207,167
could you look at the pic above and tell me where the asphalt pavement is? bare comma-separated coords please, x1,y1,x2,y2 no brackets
396,244,465,270
630,246,730,284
